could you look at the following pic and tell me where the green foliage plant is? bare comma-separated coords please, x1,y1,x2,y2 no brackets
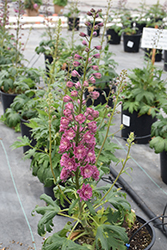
149,104,167,153
24,0,43,10
53,0,68,7
121,60,167,117
13,9,137,250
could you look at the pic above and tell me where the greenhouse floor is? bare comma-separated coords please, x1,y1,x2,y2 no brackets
1,4,167,250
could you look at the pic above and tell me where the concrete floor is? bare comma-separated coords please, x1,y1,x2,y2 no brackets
1,1,167,250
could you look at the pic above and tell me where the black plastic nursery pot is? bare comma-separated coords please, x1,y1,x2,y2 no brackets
20,118,37,154
164,50,167,71
144,48,162,62
87,21,101,37
84,85,116,108
123,33,142,53
121,108,157,144
68,17,80,31
160,151,167,184
0,90,17,113
132,215,156,250
44,54,53,77
106,28,121,45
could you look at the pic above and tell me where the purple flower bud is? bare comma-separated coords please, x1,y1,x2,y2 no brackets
83,81,89,87
95,13,99,18
71,70,81,78
93,73,102,79
85,21,91,26
33,3,38,9
74,54,82,60
94,25,99,30
94,45,102,50
73,61,81,67
97,9,102,13
91,91,100,100
66,81,74,88
87,11,93,16
75,81,81,89
98,22,104,27
92,65,99,71
79,32,87,37
93,31,97,37
85,47,90,52
89,76,96,84
82,40,88,46
92,53,100,58
90,8,95,13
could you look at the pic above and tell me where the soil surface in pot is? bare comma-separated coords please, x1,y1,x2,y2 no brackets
77,219,152,249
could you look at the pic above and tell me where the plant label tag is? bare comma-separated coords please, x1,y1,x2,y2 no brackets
127,41,134,48
123,114,130,127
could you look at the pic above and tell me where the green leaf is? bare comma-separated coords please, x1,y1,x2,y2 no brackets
85,200,96,215
149,136,165,153
95,224,127,250
11,136,30,149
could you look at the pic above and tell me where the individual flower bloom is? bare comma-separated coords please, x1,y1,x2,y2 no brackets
93,31,97,36
82,100,86,105
92,65,99,71
66,81,74,88
87,115,94,121
75,114,86,124
91,91,100,100
79,32,87,37
75,81,81,89
92,53,100,58
84,21,91,26
65,102,74,111
87,121,97,133
86,149,96,163
74,144,87,160
85,107,94,115
93,72,102,79
89,76,96,84
94,45,102,50
82,131,96,145
71,90,78,97
71,70,81,78
83,81,89,87
77,183,92,201
74,54,83,60
59,117,70,131
60,153,70,167
73,61,81,67
92,110,99,118
82,40,88,46
65,156,78,171
92,165,100,181
80,164,94,179
60,168,71,182
59,136,72,153
63,95,72,102
97,22,103,27
63,109,73,119
33,3,38,9
64,128,76,140
87,11,93,16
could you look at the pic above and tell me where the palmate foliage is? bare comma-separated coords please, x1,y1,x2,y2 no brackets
122,61,167,117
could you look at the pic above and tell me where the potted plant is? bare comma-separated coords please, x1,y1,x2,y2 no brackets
65,0,80,31
149,103,167,184
121,60,167,144
24,0,42,16
53,0,68,15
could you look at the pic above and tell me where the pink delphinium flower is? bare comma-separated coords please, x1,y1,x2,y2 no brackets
75,81,81,89
92,165,100,181
89,76,96,84
66,81,74,88
93,73,102,79
92,53,100,58
75,114,86,124
74,54,82,60
74,144,87,160
79,32,87,37
64,128,76,140
87,121,97,134
80,164,94,179
92,65,99,71
71,70,81,78
91,91,100,100
63,95,72,103
71,90,78,97
60,168,71,182
82,131,96,145
73,61,81,67
77,183,92,201
86,149,96,163
59,136,72,153
82,40,88,46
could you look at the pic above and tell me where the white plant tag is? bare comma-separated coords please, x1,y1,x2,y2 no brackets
123,114,130,127
127,41,134,48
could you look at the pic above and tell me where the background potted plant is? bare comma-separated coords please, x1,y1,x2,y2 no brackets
121,60,167,144
65,0,80,31
24,0,42,16
149,103,167,184
53,0,68,15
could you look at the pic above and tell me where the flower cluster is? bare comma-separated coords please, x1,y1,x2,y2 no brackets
59,101,100,201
